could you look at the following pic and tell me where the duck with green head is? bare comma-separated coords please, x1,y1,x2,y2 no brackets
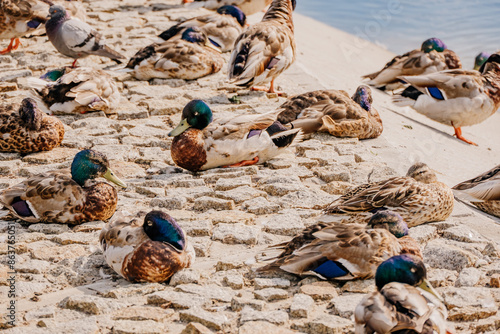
474,52,490,70
126,27,224,80
100,210,195,283
168,99,302,172
354,254,452,334
0,149,126,224
363,37,462,91
257,211,422,280
0,98,65,153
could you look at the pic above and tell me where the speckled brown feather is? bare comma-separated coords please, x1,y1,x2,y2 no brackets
128,39,224,80
0,104,64,153
277,89,383,139
324,165,454,227
189,0,272,15
355,283,448,333
0,0,48,39
0,171,118,224
171,129,207,172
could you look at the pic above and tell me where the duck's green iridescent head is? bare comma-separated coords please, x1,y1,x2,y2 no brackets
421,38,447,53
19,98,43,131
40,68,66,82
375,255,441,300
351,85,373,111
217,5,246,27
368,210,408,238
168,100,213,137
143,211,186,251
70,150,127,188
474,52,491,71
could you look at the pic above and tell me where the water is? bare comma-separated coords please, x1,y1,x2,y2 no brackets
296,0,500,68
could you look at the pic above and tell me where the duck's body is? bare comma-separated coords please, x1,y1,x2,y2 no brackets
169,100,302,172
453,164,500,218
100,210,195,283
0,150,126,224
277,86,383,139
184,0,272,15
127,27,224,80
259,211,422,280
323,163,454,227
364,38,461,92
0,0,48,54
28,67,121,115
0,98,64,153
355,255,450,334
393,53,500,145
158,5,246,52
228,0,296,94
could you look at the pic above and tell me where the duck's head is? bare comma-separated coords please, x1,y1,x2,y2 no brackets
368,210,408,238
19,98,43,131
48,5,69,21
217,5,246,27
375,254,441,299
407,162,437,183
143,211,186,251
40,68,67,82
478,52,500,74
474,52,491,71
352,85,373,111
421,38,447,53
168,100,213,137
71,149,127,188
181,27,221,52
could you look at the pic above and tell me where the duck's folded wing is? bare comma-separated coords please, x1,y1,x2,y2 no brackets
453,165,500,201
398,70,482,95
205,110,280,140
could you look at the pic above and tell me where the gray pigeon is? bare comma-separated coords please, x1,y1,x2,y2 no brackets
45,5,124,67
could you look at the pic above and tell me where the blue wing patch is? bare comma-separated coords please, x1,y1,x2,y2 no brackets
27,20,42,29
427,87,445,100
208,38,221,48
313,260,349,279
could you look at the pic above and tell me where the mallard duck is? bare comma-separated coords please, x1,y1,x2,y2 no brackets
277,85,383,139
474,52,490,71
453,164,500,218
323,163,454,227
0,149,126,224
126,27,224,81
45,5,124,68
158,5,246,53
363,38,462,92
0,98,64,153
228,0,296,95
0,0,49,54
168,99,302,172
27,66,121,115
393,52,500,145
183,0,272,16
354,254,452,334
100,210,195,283
258,211,422,280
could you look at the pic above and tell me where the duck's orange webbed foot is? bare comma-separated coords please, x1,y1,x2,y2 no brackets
453,126,477,146
182,0,194,3
0,38,21,55
223,157,259,168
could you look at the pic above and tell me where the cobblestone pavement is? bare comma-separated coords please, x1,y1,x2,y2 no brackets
1,1,500,333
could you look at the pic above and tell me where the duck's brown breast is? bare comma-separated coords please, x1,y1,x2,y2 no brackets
83,182,118,221
171,129,207,172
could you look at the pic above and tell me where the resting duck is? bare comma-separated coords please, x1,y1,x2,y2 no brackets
126,27,224,80
363,38,462,92
323,163,454,227
168,99,302,172
355,254,452,334
27,66,121,115
258,211,422,280
158,5,246,53
0,149,126,224
393,52,500,145
0,98,64,153
453,164,500,218
100,210,195,283
474,52,490,71
183,0,272,16
228,0,296,95
277,85,383,139
0,0,49,54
